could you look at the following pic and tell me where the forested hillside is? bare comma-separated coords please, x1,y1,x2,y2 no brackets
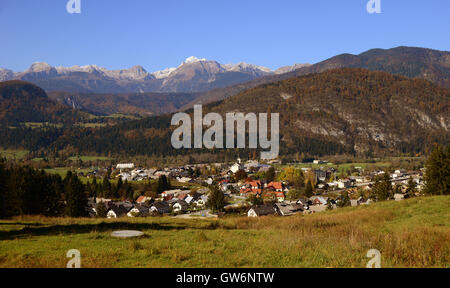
3,68,446,158
0,81,87,125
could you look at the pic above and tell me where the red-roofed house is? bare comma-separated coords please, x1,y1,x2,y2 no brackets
240,180,263,196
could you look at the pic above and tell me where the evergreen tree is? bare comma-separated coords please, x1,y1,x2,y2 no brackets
406,177,417,198
372,172,393,201
305,180,314,198
248,194,263,205
102,168,112,197
423,145,449,195
157,175,170,194
64,172,88,217
207,187,226,213
265,167,276,182
338,192,350,207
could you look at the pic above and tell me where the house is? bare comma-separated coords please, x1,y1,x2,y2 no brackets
173,200,189,213
185,196,194,204
265,182,285,202
116,163,135,170
150,201,170,214
230,158,243,174
195,195,209,207
116,201,134,211
314,169,328,182
350,196,370,207
96,198,112,204
240,180,263,196
338,179,351,189
274,202,304,216
177,193,188,201
350,199,360,207
86,204,97,218
309,196,328,206
247,205,277,217
266,182,283,192
136,196,152,204
177,177,192,183
127,204,150,217
107,204,128,218
244,160,262,171
296,197,311,207
161,190,182,199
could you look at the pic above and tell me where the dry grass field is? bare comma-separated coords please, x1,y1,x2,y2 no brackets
0,196,448,268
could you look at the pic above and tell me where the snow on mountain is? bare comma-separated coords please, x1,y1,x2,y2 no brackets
223,62,272,76
4,58,310,82
274,63,312,74
27,62,56,73
0,68,14,81
152,67,177,79
183,56,208,65
1,58,311,93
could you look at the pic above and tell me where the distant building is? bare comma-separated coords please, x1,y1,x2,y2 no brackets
338,179,351,189
116,163,135,170
247,205,277,217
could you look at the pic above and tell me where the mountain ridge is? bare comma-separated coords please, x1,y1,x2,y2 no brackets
183,46,450,110
0,57,308,94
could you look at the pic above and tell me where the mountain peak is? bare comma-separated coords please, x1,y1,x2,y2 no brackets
183,56,207,65
27,62,54,73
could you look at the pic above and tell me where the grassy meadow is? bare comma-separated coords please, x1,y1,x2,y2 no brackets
0,196,448,268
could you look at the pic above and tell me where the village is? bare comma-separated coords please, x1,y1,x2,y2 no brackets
85,157,426,219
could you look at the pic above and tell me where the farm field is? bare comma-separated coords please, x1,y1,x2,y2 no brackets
0,196,448,268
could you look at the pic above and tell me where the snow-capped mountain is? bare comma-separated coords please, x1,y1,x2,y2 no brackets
0,68,14,82
0,57,310,93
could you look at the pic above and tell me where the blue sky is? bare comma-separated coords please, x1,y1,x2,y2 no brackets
0,0,449,72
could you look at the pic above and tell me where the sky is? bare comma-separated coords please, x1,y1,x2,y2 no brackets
0,0,449,72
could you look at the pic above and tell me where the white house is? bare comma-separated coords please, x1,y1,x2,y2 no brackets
338,179,351,189
247,205,276,217
173,200,188,213
127,205,149,217
230,163,242,174
177,177,192,183
116,163,135,170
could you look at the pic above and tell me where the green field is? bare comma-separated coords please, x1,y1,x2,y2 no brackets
68,156,113,162
0,150,29,160
44,168,94,183
279,161,395,173
0,196,448,268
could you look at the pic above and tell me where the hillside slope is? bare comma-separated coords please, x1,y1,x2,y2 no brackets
186,46,450,109
48,90,198,116
207,68,449,155
43,68,449,157
0,196,448,268
0,81,86,125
